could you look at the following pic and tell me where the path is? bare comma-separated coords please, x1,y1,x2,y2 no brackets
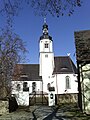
0,104,90,120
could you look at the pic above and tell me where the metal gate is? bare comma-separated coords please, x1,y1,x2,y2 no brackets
29,92,48,105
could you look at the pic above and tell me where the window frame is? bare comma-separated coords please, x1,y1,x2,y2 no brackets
17,84,21,91
47,83,50,90
32,82,36,93
23,82,29,91
45,54,48,58
65,76,71,89
44,43,49,48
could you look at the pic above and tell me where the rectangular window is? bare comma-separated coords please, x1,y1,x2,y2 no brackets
45,43,48,48
23,82,29,91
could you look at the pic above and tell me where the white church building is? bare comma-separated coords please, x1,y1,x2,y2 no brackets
12,21,78,106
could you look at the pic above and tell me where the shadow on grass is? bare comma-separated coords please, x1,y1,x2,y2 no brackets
44,103,90,120
32,103,90,120
43,106,63,120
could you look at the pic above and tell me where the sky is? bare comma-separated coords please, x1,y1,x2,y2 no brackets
1,0,90,65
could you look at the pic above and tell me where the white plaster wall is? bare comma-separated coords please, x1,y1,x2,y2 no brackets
12,81,42,93
39,52,54,76
42,76,54,93
16,92,29,106
53,74,78,94
39,39,53,52
11,74,78,105
11,81,42,106
39,73,78,95
12,81,23,94
39,37,54,91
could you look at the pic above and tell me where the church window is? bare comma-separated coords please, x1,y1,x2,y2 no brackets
45,43,48,48
23,82,29,91
45,54,48,57
17,84,21,91
32,82,36,93
47,83,50,90
65,76,71,89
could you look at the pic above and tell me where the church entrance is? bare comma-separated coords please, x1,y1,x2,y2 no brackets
29,92,48,106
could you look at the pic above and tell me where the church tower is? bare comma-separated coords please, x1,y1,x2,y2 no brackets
39,20,54,92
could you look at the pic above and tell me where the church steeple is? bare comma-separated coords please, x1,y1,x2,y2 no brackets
39,20,54,78
40,19,52,40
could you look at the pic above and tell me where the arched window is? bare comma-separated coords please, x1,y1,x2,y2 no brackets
32,82,36,93
65,76,71,89
23,82,29,91
17,84,21,91
47,83,50,90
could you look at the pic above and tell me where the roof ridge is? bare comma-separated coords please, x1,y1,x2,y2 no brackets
16,63,39,65
54,56,69,58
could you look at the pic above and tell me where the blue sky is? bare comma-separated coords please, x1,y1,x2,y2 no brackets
1,0,90,65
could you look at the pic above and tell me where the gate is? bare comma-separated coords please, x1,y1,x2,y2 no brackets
29,92,48,105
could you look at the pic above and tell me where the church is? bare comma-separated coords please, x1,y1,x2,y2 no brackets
12,21,78,106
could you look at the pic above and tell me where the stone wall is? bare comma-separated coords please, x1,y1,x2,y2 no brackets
0,99,9,115
57,93,78,104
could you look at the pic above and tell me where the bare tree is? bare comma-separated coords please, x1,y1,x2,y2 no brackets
0,0,82,18
31,0,82,17
0,0,22,16
0,26,26,98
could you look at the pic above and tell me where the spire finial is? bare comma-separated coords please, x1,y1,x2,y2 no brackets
43,17,48,35
44,17,46,24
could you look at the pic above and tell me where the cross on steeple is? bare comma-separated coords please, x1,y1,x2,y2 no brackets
44,17,46,24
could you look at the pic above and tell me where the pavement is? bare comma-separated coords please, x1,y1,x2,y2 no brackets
0,104,90,120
